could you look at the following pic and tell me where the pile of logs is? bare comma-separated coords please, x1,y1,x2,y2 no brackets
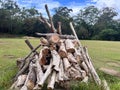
10,4,101,90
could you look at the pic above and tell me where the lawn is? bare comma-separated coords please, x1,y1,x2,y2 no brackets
0,38,120,90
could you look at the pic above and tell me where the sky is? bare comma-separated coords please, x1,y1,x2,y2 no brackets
14,0,120,18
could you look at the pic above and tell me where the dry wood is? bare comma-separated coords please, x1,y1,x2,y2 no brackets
74,48,83,64
80,61,89,74
84,47,101,85
16,75,27,87
36,33,76,39
25,39,39,55
35,59,44,84
58,60,64,81
15,44,41,75
39,13,51,28
49,34,60,44
51,50,61,72
14,57,33,81
70,22,101,85
67,53,77,63
39,46,50,65
82,76,88,83
16,58,24,70
40,37,49,45
62,58,71,71
45,4,57,33
26,65,37,90
58,40,67,58
10,81,18,90
69,67,81,80
38,60,53,87
102,79,110,90
20,63,33,90
65,39,75,53
72,39,79,48
57,22,62,34
47,71,57,90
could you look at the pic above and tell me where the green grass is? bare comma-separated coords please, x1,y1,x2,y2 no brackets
0,38,120,90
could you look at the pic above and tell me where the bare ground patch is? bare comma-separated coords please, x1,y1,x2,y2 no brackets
3,55,17,59
107,62,120,67
100,68,120,77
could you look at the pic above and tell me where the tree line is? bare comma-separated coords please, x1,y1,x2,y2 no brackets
0,0,120,40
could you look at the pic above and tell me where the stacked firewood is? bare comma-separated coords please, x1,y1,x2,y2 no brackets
10,4,101,90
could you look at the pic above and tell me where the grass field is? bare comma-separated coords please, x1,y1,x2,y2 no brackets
0,38,120,90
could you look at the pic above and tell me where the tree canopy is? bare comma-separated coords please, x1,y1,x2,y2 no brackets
0,0,120,41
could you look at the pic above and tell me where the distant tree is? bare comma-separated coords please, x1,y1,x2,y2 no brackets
98,29,119,40
53,7,73,34
74,6,99,39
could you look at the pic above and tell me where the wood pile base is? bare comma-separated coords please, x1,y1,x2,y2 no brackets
10,37,101,90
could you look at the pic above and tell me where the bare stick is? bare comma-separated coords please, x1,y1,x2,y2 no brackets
70,22,82,47
45,4,57,33
70,22,101,85
36,33,75,39
57,22,62,34
25,39,39,55
39,13,51,28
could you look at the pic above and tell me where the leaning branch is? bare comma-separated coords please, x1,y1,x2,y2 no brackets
36,33,76,39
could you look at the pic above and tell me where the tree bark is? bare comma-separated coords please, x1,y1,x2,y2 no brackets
65,39,75,53
51,50,61,72
47,71,57,90
67,53,77,64
62,58,71,71
38,60,53,87
58,40,67,58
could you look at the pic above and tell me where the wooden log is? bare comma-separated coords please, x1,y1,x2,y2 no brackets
57,22,62,34
51,50,61,72
14,57,33,81
62,58,71,71
47,71,57,90
82,76,88,83
65,39,75,53
58,40,67,58
81,70,87,79
10,81,18,90
80,61,89,75
26,64,37,90
74,48,83,64
45,4,57,33
38,60,53,87
102,79,110,90
70,22,101,85
67,53,77,64
58,60,64,81
20,63,33,90
49,43,56,51
49,34,60,44
39,46,51,65
84,47,101,85
35,60,44,83
40,37,49,45
25,39,39,55
36,33,76,39
68,67,81,80
15,44,41,78
16,75,27,87
72,39,79,48
16,58,24,70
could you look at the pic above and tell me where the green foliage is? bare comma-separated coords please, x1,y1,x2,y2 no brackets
53,6,73,34
98,29,119,40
